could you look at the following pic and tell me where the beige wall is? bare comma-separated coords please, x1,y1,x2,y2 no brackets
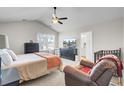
59,18,123,58
0,21,58,54
91,18,123,52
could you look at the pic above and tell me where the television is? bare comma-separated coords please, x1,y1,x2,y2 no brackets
63,38,76,48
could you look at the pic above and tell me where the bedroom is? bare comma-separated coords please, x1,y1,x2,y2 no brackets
0,7,124,86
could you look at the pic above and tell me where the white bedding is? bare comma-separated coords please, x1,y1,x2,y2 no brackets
1,53,47,70
2,53,48,82
1,53,62,83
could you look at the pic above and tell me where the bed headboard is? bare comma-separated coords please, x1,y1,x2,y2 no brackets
94,48,121,62
0,34,9,49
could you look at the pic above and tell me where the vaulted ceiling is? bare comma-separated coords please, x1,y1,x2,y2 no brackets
0,7,123,32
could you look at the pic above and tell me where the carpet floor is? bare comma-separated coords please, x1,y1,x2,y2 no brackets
20,58,120,86
20,58,79,86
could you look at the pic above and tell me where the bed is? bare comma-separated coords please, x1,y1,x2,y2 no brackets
1,52,62,86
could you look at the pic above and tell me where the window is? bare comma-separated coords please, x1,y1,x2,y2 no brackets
37,33,55,51
47,35,55,50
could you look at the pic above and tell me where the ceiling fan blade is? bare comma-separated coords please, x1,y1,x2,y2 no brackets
58,21,63,24
58,17,68,20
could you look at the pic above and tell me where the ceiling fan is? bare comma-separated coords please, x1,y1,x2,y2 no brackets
52,7,68,24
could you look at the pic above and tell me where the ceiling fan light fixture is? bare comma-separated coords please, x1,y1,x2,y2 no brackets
51,7,68,24
52,18,58,24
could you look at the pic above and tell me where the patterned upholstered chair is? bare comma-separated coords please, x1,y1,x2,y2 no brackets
63,58,117,86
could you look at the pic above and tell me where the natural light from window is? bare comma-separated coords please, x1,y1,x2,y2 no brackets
37,33,55,51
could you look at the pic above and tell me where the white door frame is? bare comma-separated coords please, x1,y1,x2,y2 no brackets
79,31,93,61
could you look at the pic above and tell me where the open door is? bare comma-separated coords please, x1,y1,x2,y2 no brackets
80,31,93,61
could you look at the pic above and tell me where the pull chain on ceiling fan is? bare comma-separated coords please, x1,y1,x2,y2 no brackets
52,7,68,24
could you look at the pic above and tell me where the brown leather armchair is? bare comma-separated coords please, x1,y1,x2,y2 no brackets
63,58,117,86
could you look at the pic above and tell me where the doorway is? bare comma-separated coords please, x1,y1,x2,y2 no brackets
80,31,93,61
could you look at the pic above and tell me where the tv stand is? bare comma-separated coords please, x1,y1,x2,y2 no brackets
60,47,77,61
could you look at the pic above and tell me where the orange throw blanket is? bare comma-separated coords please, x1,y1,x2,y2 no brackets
35,52,62,69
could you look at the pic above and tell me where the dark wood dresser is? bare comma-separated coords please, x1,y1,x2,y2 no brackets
24,43,39,54
60,47,77,61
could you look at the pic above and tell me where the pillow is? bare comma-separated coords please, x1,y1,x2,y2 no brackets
80,57,94,68
0,50,13,66
7,49,17,61
2,49,17,61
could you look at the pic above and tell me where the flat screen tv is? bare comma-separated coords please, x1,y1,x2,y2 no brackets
63,38,76,48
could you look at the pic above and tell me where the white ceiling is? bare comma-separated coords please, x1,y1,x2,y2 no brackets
0,7,123,32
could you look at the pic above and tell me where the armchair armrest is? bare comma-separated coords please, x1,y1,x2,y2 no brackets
80,57,94,68
63,66,97,86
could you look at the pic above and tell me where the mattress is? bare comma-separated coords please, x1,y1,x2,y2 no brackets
1,68,20,85
1,53,47,70
1,53,47,85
